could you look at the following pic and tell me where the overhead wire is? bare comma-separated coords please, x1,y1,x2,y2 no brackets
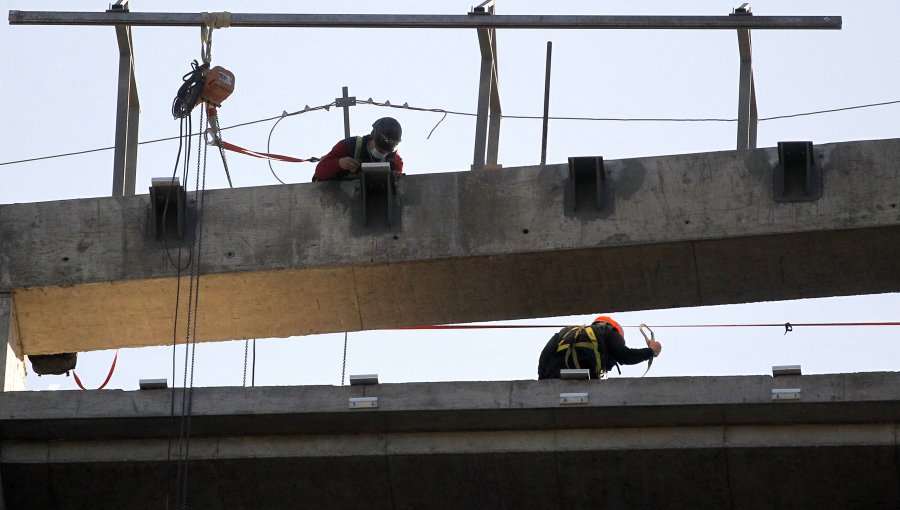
3,98,900,168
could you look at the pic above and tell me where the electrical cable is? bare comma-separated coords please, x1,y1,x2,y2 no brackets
166,110,194,510
172,106,208,510
4,98,899,168
266,114,289,184
184,107,209,510
172,60,207,120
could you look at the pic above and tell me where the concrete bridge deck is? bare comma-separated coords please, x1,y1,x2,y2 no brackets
2,138,900,356
1,372,899,509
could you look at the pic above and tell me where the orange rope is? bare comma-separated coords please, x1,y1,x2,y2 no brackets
394,321,900,330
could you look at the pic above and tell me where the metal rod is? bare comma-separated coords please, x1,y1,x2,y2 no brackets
736,27,753,150
341,86,351,138
540,41,552,166
8,11,842,29
472,28,493,170
485,27,501,166
112,24,138,196
749,74,758,149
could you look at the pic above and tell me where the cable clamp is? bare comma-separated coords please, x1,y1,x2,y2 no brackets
204,127,221,147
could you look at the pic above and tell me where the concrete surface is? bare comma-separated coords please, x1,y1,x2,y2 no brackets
1,373,899,509
0,296,24,392
2,138,900,354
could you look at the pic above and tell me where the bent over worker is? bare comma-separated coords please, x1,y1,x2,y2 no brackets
538,315,661,380
313,117,404,181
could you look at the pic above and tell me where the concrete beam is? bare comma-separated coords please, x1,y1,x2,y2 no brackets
1,373,899,508
0,295,24,392
2,139,900,354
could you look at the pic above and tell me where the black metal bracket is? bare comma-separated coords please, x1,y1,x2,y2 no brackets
361,166,398,229
107,0,129,13
774,141,822,202
566,156,609,215
149,177,187,241
335,95,357,108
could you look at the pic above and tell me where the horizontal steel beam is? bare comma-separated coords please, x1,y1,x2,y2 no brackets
8,11,841,30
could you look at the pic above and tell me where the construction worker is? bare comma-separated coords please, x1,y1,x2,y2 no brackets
313,117,404,181
538,315,661,380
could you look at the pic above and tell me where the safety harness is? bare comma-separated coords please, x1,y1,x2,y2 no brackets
352,136,364,161
555,325,607,379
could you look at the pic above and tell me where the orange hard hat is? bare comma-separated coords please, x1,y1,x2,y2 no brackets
592,315,623,337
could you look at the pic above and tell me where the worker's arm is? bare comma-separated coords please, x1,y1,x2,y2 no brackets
314,139,355,181
605,329,655,365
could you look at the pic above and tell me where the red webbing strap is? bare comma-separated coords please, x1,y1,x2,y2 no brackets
218,140,314,163
72,351,118,391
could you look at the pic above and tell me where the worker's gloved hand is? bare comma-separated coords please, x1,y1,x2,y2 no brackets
339,157,360,173
648,340,662,357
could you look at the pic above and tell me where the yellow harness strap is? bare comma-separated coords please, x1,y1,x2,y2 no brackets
556,326,606,378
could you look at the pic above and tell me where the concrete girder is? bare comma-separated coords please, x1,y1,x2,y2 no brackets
1,138,900,355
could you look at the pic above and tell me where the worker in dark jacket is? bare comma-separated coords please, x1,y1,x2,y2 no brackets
538,315,661,379
313,117,404,181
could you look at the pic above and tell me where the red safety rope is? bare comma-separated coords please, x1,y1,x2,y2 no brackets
205,104,317,164
72,351,118,390
394,321,900,330
217,140,317,163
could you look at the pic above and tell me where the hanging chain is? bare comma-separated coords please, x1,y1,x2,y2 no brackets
242,339,249,387
341,332,348,386
210,112,234,188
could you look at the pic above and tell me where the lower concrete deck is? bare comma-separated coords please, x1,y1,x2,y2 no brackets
2,373,899,509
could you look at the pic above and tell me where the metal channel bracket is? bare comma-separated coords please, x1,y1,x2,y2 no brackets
149,177,187,241
774,141,822,202
361,163,395,228
567,156,606,213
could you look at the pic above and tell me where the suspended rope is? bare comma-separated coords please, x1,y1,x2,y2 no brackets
166,92,196,510
393,321,900,331
213,139,319,163
72,351,119,390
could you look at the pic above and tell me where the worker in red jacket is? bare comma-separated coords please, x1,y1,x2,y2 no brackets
313,117,404,181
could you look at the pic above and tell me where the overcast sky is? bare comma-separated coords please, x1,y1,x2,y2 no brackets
2,1,898,391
